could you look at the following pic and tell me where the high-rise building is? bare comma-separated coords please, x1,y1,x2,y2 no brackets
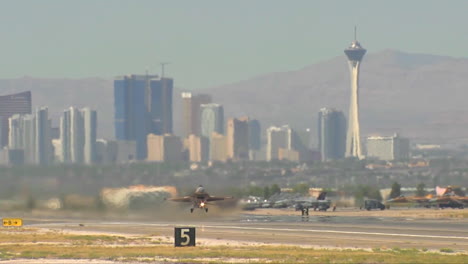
70,107,84,163
0,120,2,148
60,107,97,164
181,92,212,138
201,103,224,139
149,78,174,134
147,133,182,162
59,110,71,162
60,107,83,163
248,119,261,151
23,114,36,163
114,75,150,160
8,113,36,164
344,29,366,159
114,74,173,160
50,127,60,139
278,148,300,162
161,78,174,134
82,108,97,164
96,139,115,164
266,125,293,161
115,140,136,163
295,129,312,151
210,132,227,162
0,91,32,147
366,134,410,161
147,134,163,162
9,114,25,165
184,134,209,162
226,117,249,161
35,107,52,165
247,119,261,161
318,108,347,161
0,148,24,166
200,103,224,159
8,114,23,150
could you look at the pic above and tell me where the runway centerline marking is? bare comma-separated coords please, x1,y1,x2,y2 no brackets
28,222,468,240
201,225,468,240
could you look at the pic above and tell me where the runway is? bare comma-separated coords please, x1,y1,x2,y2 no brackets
26,212,468,251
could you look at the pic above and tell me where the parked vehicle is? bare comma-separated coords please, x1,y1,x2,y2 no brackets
363,199,385,210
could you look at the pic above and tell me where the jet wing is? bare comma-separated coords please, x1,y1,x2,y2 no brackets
206,196,232,202
167,196,192,202
414,198,430,203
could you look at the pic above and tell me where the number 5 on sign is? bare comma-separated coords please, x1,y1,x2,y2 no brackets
174,227,195,247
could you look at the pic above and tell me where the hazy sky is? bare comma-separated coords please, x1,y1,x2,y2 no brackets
1,0,467,89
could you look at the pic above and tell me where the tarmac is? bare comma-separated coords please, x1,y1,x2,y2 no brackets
25,208,468,251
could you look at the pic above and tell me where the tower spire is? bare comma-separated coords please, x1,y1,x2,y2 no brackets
344,27,366,159
354,26,357,41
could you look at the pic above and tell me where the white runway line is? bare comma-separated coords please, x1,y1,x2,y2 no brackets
201,225,468,240
28,222,468,240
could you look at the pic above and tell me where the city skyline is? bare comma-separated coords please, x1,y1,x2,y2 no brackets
0,82,428,165
0,3,466,146
1,4,468,164
1,48,467,143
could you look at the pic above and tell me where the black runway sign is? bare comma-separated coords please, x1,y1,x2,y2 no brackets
174,227,196,247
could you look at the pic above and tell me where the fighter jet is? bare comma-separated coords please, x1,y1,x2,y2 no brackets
429,187,467,209
387,195,433,207
166,185,233,213
430,195,465,209
387,186,467,208
295,191,330,212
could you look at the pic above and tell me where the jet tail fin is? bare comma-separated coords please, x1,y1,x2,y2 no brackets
317,192,327,200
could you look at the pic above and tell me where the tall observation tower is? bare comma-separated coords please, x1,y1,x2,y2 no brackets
344,27,366,159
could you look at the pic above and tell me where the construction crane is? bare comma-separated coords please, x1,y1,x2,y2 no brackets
160,62,170,78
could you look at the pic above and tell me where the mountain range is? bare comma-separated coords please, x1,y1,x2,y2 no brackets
1,49,467,145
205,49,468,145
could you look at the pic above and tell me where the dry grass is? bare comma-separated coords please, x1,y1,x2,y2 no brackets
0,244,466,263
0,228,466,263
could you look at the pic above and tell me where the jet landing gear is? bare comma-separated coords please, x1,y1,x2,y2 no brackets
190,207,208,213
